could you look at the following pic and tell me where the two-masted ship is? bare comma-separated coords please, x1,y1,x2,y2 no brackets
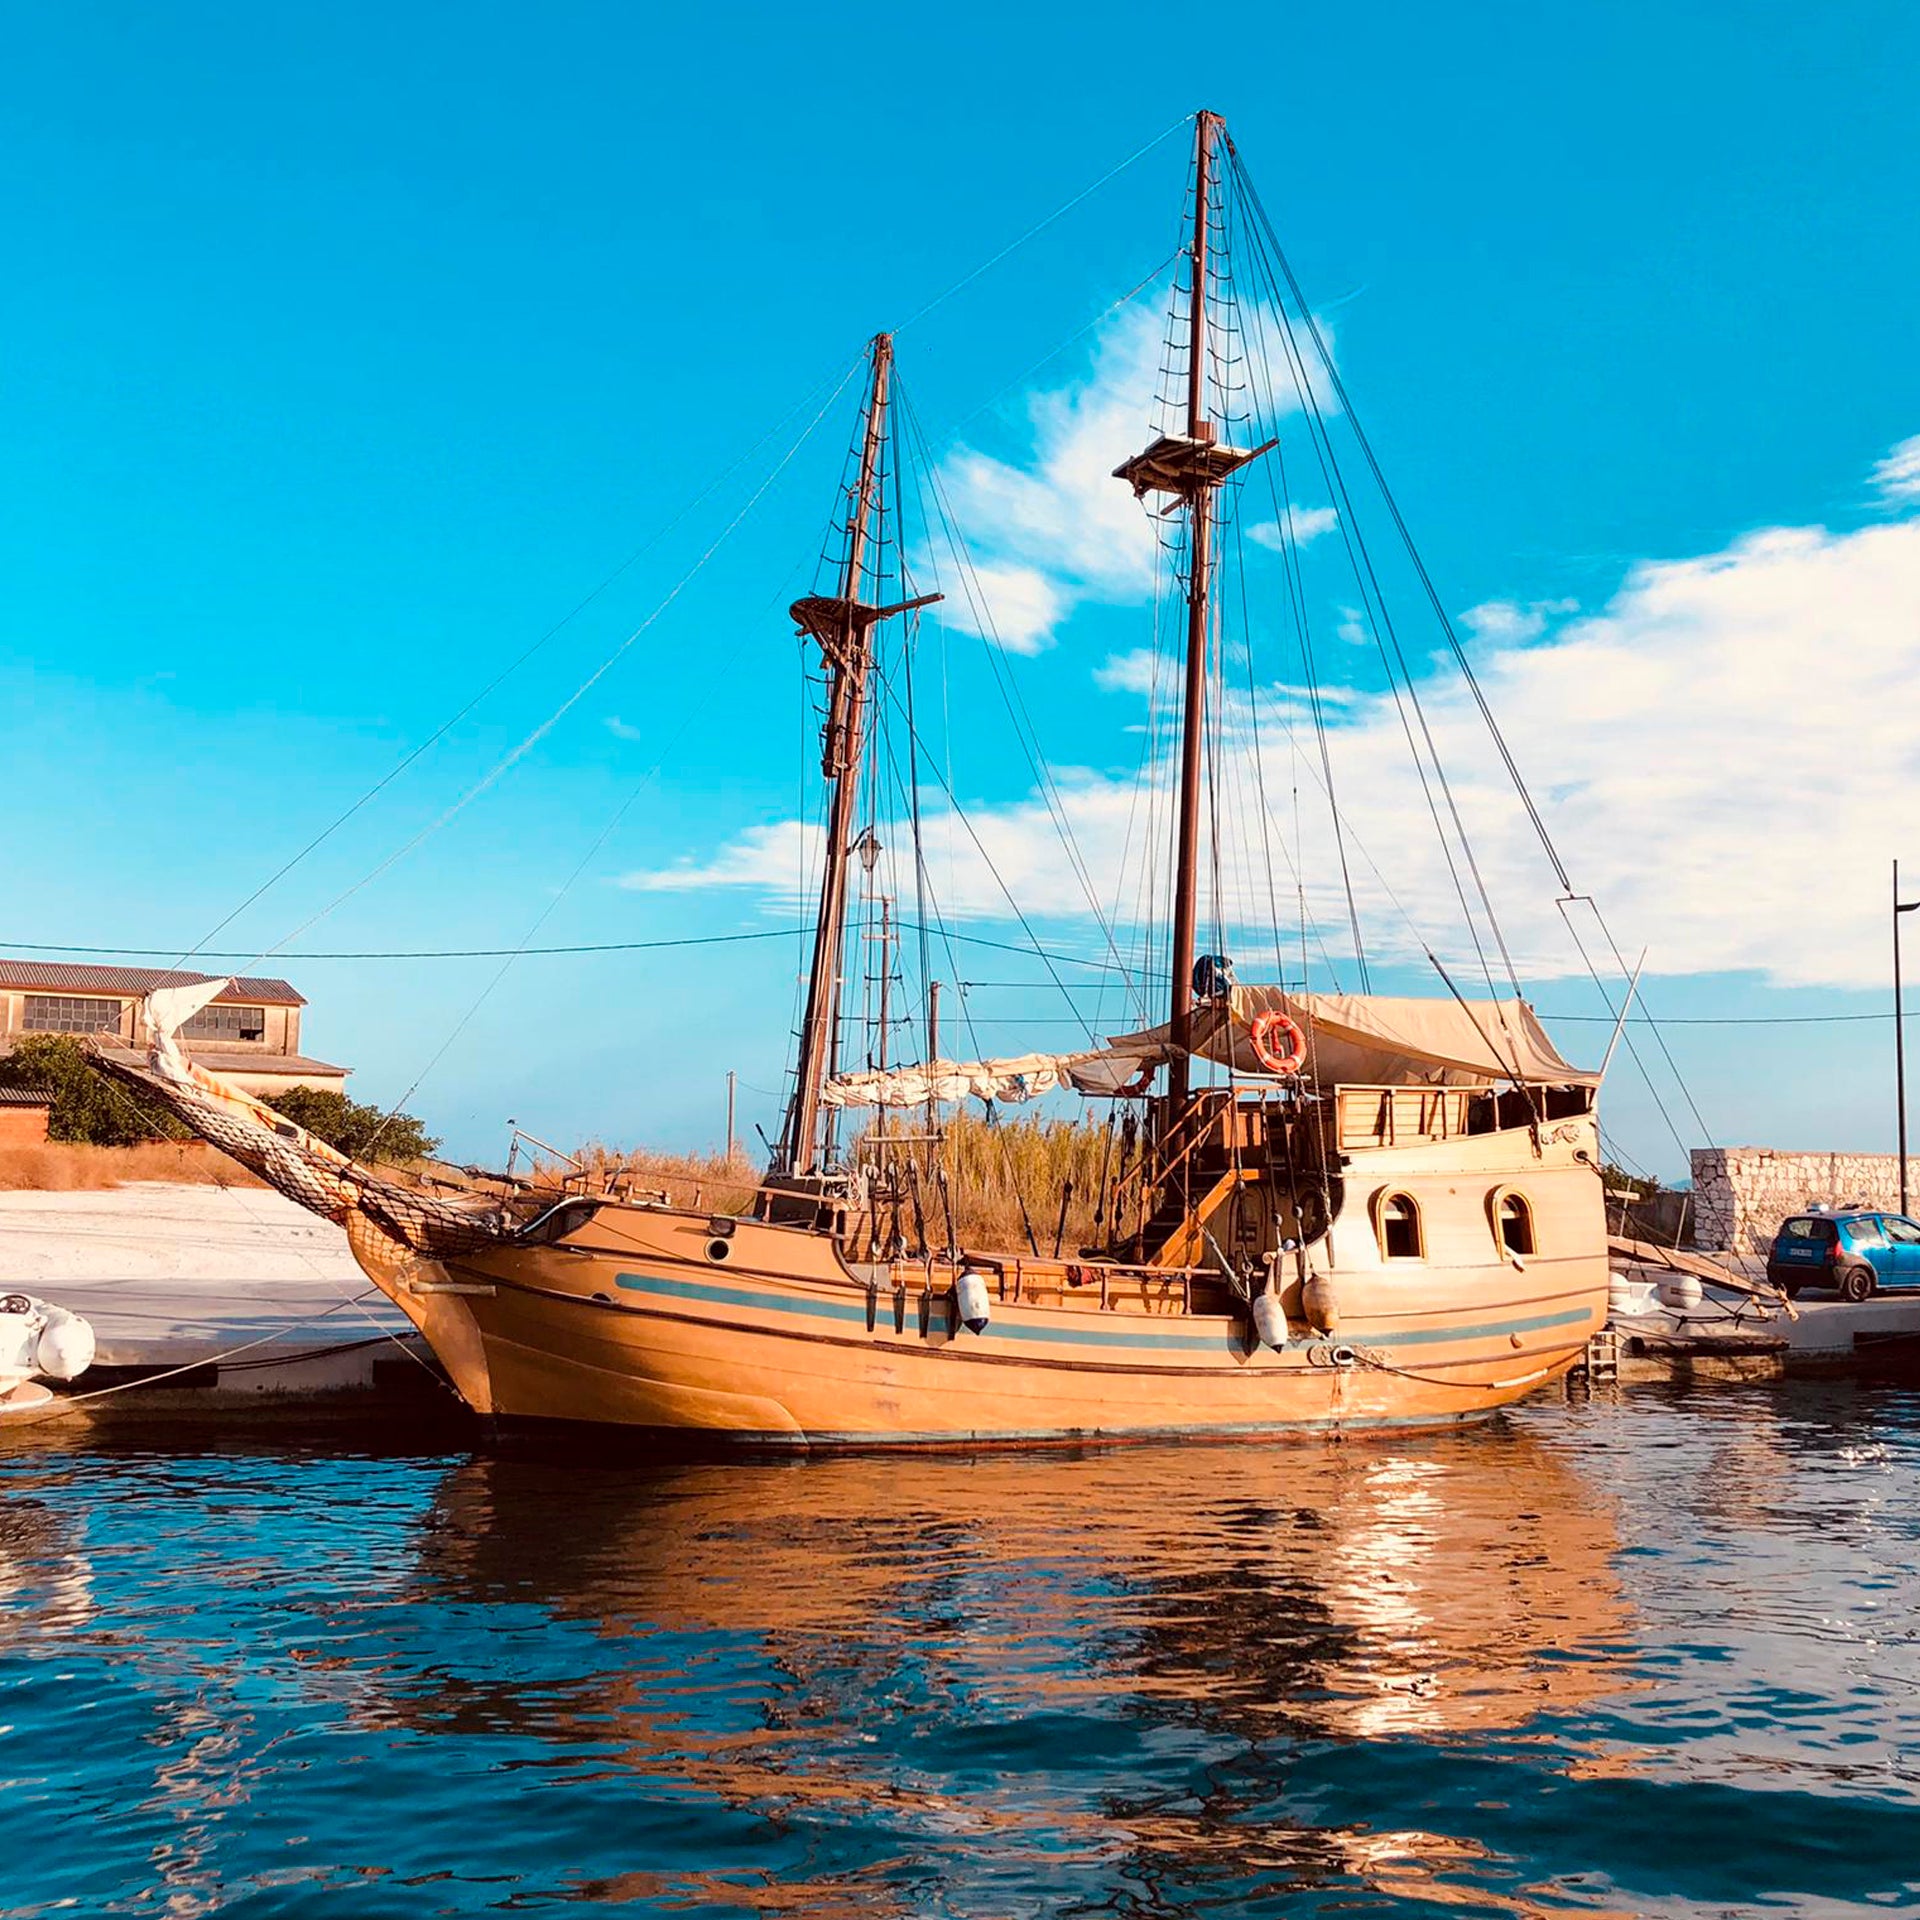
98,112,1608,1442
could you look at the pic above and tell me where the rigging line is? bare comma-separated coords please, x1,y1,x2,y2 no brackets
1558,890,1717,1147
8,1293,379,1425
896,376,1115,937
886,394,938,1065
1235,190,1517,1021
1236,282,1365,987
1228,480,1306,989
350,610,772,1165
883,410,997,1065
241,360,864,979
1227,140,1571,893
872,674,1104,1043
894,381,1137,1000
150,348,866,995
893,113,1192,334
1237,676,1486,986
1554,896,1696,1164
935,248,1183,445
1580,896,1719,1147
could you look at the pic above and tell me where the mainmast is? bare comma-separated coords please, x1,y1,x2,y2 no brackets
1114,110,1266,1120
776,332,938,1178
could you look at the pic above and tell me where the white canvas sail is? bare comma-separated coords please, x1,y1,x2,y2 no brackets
820,988,1593,1109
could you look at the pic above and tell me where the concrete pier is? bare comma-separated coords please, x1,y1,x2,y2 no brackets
0,1181,446,1410
1605,1265,1920,1383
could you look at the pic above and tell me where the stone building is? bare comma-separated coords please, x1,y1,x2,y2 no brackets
1690,1145,1920,1255
0,961,348,1100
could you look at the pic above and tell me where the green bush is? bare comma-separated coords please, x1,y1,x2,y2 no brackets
0,1035,186,1145
270,1085,439,1164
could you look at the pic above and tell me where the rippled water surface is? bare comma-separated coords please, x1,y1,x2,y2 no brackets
5,1384,1920,1916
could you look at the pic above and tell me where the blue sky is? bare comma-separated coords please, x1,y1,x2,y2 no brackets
6,2,1919,1179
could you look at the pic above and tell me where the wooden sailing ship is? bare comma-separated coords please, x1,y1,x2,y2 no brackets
97,112,1608,1441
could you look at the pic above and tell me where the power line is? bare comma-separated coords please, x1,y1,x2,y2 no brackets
0,923,1149,974
1,929,1907,1028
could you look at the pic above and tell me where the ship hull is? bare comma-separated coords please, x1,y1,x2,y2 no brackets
346,1171,1607,1445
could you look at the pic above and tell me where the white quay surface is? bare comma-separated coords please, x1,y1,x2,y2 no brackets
0,1181,410,1368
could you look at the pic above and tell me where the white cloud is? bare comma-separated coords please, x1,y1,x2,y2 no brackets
933,301,1339,653
1250,506,1338,550
1873,435,1920,503
624,820,824,895
954,562,1066,655
603,715,646,741
1458,597,1579,646
1094,648,1175,695
629,483,1920,997
933,304,1167,652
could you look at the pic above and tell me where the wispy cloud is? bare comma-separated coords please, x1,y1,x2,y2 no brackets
1249,506,1338,550
1092,648,1161,695
1872,434,1920,504
1458,597,1579,646
604,715,645,741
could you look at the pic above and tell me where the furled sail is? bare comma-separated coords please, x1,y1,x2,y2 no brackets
820,987,1593,1110
820,1042,1170,1110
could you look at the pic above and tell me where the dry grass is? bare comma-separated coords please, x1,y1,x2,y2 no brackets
885,1110,1118,1251
561,1112,1121,1252
550,1142,764,1217
0,1141,267,1193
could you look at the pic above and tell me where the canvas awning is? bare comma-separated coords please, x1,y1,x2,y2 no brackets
820,986,1594,1110
1191,986,1598,1089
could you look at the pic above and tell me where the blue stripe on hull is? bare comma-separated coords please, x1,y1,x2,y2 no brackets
612,1269,1592,1353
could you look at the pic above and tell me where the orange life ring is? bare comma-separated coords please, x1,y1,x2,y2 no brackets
1248,1010,1307,1075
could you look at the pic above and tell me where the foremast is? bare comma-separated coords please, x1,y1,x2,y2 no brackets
775,331,937,1179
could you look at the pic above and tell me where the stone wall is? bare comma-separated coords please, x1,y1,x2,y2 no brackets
1690,1147,1920,1254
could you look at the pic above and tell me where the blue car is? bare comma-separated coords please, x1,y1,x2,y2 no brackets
1766,1210,1920,1300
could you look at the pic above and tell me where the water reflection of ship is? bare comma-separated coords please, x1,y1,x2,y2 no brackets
388,1436,1637,1909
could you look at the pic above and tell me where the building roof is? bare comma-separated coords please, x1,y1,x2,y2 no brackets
187,1050,349,1079
0,1088,51,1107
0,961,305,1006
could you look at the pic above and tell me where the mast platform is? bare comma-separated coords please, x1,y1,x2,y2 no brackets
1113,427,1271,500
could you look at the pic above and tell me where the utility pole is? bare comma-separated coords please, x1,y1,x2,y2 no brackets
725,1070,737,1163
1896,859,1918,1213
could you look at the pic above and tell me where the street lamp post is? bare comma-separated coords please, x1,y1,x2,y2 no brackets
1896,860,1920,1215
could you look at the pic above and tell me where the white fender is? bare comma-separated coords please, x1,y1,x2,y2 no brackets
1251,1292,1289,1351
953,1269,993,1335
0,1295,97,1389
34,1305,96,1382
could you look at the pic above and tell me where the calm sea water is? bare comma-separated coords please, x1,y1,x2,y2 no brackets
3,1385,1919,1917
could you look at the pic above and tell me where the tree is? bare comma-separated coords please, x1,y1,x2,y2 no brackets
270,1085,439,1164
1602,1161,1660,1201
0,1035,186,1145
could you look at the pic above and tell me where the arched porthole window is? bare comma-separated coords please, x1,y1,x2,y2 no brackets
1373,1190,1424,1261
1491,1187,1536,1260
